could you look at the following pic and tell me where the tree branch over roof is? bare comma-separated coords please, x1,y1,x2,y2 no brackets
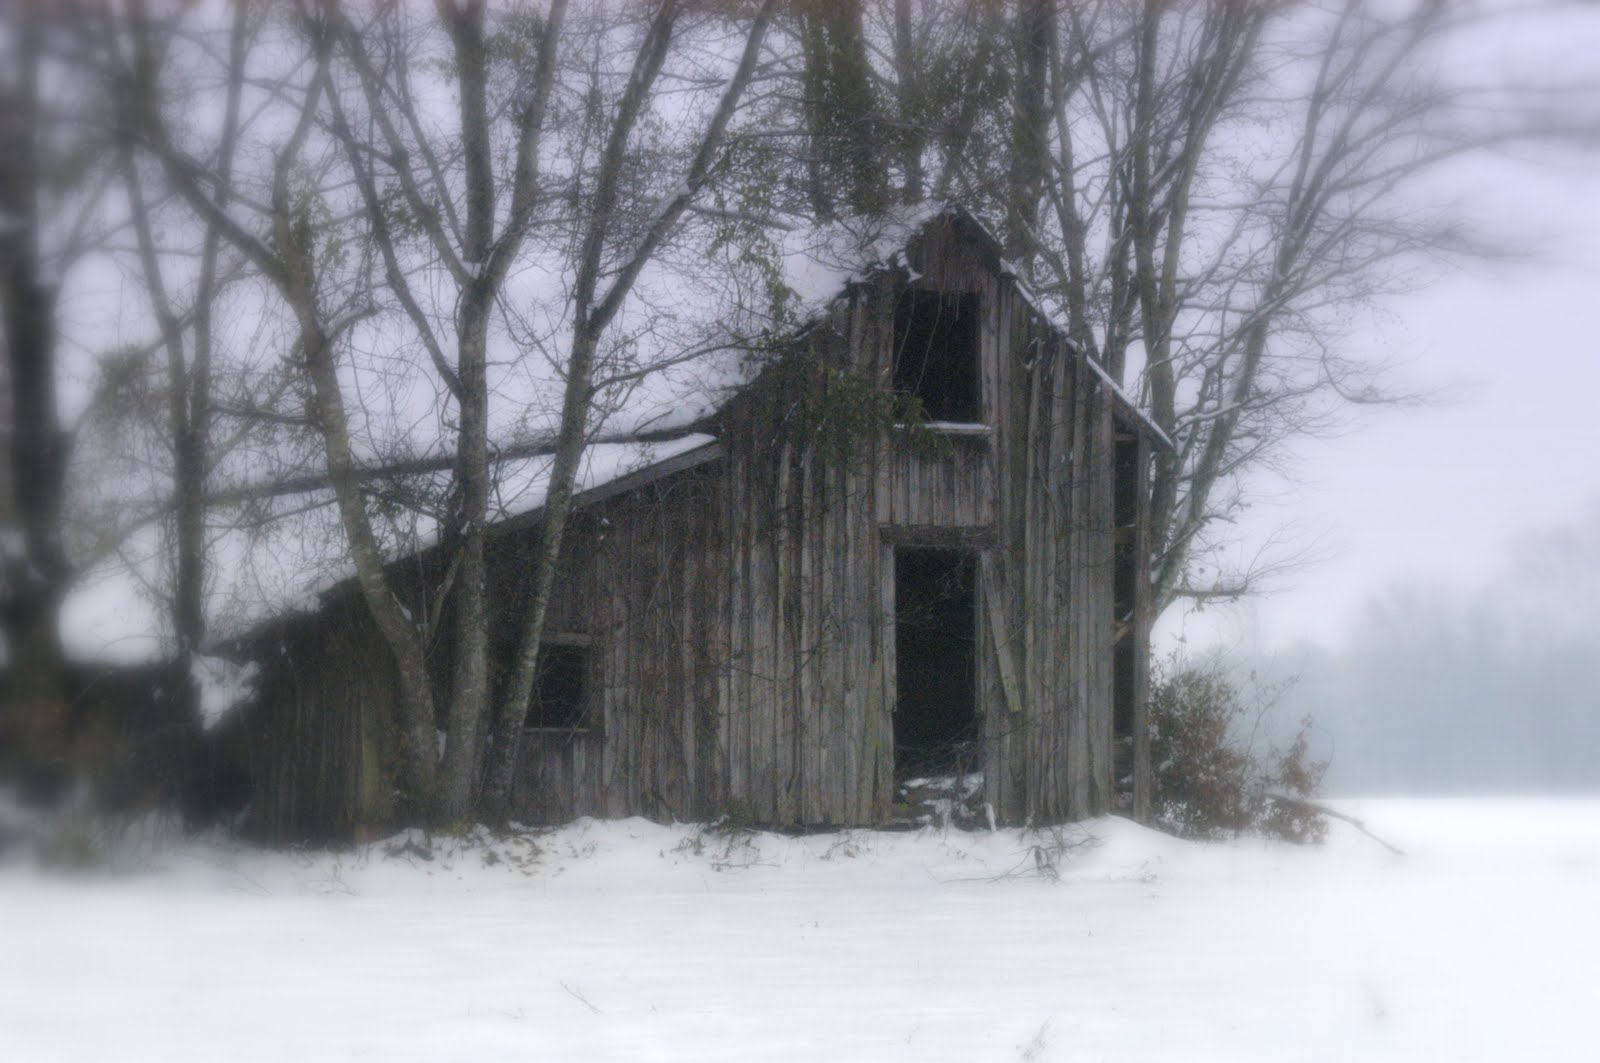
204,427,712,506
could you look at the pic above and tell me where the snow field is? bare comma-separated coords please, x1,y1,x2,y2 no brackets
3,799,1597,1062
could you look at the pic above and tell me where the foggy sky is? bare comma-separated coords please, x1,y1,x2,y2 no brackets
1207,498,1600,795
1163,11,1600,793
1172,148,1600,654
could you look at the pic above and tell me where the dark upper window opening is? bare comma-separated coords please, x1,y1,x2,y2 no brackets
893,291,981,423
523,641,593,731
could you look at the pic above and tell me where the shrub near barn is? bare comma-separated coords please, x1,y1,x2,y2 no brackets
1149,659,1327,844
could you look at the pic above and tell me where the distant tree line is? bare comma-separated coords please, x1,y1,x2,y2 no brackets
1245,501,1600,795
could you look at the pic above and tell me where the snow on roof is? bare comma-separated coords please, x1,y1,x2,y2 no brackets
60,435,717,664
774,201,958,309
578,202,980,440
1084,355,1175,451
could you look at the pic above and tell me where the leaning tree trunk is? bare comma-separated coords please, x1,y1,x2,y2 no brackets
799,0,887,218
481,0,777,815
1006,0,1053,272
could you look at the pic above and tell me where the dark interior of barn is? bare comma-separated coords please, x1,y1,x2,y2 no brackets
893,548,979,781
892,291,981,423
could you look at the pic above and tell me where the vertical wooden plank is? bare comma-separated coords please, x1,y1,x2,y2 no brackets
792,441,813,824
764,440,783,824
1050,337,1077,820
677,486,696,818
1132,433,1154,820
728,424,749,813
982,278,1008,820
867,303,892,823
1068,354,1093,818
1091,385,1117,816
879,539,897,815
830,452,852,823
848,452,873,822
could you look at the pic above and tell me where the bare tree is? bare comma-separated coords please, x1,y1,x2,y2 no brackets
106,0,777,824
0,2,72,795
835,0,1598,613
318,0,569,819
0,0,126,799
112,0,451,816
313,0,777,818
482,0,779,812
103,0,253,729
1039,0,1527,609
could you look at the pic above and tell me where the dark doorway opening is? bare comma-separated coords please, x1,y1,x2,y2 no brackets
894,548,979,781
893,291,980,422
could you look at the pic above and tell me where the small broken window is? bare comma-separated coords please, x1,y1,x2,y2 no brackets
523,641,593,731
893,291,981,423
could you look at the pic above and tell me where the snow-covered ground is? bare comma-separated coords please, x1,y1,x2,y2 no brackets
3,799,1596,1062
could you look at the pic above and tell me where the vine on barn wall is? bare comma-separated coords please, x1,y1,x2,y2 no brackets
756,310,953,473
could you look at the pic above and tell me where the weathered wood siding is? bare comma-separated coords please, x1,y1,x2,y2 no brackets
507,462,730,823
969,278,1117,823
711,300,895,824
884,216,1120,823
1126,430,1155,820
239,601,401,841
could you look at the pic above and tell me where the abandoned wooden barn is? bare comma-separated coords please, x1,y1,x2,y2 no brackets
222,207,1166,840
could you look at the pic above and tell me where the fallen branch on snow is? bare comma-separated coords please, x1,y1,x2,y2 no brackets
1264,792,1405,857
561,980,602,1015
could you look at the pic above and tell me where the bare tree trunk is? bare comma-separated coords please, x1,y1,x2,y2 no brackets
327,0,568,822
892,0,922,205
435,0,495,823
270,29,445,815
930,0,1004,204
438,298,490,820
1006,0,1052,271
300,321,441,813
0,10,71,799
122,2,447,816
799,0,886,218
112,2,247,738
482,0,777,814
177,5,246,676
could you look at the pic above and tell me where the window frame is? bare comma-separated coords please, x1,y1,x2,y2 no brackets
890,288,984,427
519,632,598,735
